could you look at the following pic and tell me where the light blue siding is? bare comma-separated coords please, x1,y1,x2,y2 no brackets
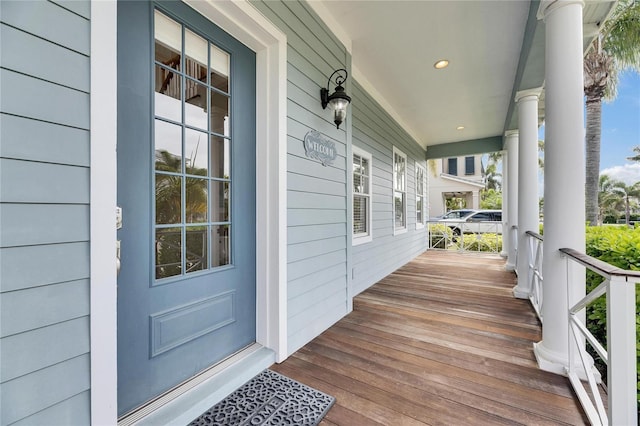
0,69,90,129
0,243,90,293
250,0,350,355
351,80,428,295
1,317,90,382
0,23,90,92
0,0,90,55
0,114,90,166
10,392,90,426
0,0,91,424
0,159,90,204
1,355,90,425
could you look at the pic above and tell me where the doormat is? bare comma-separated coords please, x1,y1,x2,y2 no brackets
188,369,335,426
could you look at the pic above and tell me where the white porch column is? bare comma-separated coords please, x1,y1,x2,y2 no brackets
514,91,540,298
504,132,519,270
534,0,585,375
471,190,480,209
500,149,508,258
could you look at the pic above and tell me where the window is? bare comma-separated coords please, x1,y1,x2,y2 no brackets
353,147,372,245
465,156,475,175
447,158,457,175
393,147,407,234
153,10,232,280
415,164,426,229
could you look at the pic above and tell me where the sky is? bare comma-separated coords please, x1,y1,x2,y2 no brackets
535,71,640,193
597,71,640,185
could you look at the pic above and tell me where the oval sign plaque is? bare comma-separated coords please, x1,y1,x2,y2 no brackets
303,130,337,167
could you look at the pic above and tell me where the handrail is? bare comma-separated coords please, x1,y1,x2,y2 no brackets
560,248,638,426
525,230,543,241
560,247,640,278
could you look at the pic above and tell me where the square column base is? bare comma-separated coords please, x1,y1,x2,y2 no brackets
533,342,601,382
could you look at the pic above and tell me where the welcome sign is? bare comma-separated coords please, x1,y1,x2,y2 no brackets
303,130,337,166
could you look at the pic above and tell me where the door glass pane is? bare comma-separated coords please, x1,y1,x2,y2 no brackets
210,44,229,93
210,91,230,136
186,177,208,223
155,69,182,122
210,181,229,222
211,225,230,267
156,227,182,279
186,226,208,273
155,120,182,172
156,175,182,224
153,9,234,279
210,136,230,179
185,29,207,82
154,11,181,70
185,81,208,130
185,128,208,173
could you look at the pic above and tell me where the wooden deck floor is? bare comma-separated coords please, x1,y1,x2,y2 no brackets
272,251,588,425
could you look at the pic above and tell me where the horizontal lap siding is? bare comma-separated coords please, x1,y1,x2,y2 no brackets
250,0,349,355
351,81,428,296
0,1,91,424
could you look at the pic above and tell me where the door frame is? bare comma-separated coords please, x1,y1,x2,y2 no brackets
89,1,288,424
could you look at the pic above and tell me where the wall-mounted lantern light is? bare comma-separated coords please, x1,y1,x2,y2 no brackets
320,68,351,129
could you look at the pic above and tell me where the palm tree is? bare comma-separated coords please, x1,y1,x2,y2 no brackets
627,146,640,162
584,0,640,225
598,174,624,224
483,152,502,191
611,180,640,226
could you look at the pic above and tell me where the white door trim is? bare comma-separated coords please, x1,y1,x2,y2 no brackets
90,1,118,423
89,1,288,424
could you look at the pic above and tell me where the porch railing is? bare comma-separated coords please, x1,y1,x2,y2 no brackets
427,220,502,254
526,231,544,322
560,248,639,426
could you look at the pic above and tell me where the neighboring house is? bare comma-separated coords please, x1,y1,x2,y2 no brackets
0,0,619,425
428,155,485,217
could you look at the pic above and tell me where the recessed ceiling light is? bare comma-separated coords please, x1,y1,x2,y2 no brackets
434,59,449,69
456,126,465,130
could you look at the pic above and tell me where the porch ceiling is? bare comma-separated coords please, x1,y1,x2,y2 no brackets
312,0,616,155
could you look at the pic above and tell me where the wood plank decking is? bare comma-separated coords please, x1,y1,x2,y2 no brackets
273,251,588,425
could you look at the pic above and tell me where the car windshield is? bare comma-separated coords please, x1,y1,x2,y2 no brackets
442,210,474,219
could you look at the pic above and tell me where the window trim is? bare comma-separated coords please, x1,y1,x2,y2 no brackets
352,146,373,246
392,146,408,235
415,163,426,230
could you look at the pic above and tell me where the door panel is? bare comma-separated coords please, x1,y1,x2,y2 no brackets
116,1,256,416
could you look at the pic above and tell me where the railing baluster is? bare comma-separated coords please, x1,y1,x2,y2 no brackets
560,248,639,426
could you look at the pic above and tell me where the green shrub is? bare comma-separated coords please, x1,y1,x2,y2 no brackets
585,225,640,403
453,233,502,253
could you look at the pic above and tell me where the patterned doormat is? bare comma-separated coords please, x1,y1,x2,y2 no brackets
189,369,335,426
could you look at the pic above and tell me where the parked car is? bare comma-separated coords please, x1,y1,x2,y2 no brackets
434,209,503,235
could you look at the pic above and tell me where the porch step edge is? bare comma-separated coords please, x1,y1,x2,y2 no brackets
133,345,276,426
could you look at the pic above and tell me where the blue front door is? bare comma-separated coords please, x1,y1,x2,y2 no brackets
116,1,256,415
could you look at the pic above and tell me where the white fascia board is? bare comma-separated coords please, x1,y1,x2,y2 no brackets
440,173,486,189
